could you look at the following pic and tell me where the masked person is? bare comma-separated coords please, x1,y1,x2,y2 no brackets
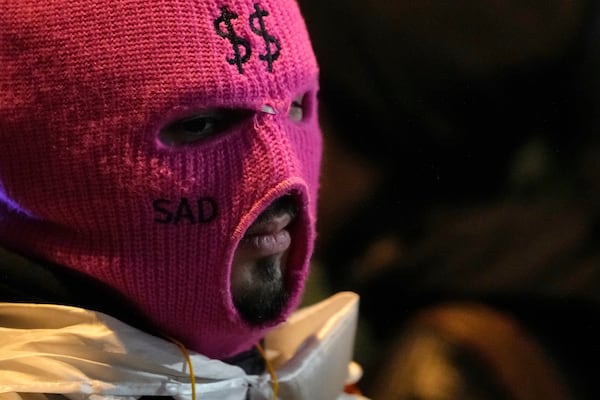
0,1,362,399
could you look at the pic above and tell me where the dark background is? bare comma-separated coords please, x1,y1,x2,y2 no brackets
297,1,600,398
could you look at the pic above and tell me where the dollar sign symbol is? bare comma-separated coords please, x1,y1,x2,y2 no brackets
249,3,281,73
214,6,251,74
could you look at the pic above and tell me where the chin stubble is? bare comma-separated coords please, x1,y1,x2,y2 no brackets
233,256,289,325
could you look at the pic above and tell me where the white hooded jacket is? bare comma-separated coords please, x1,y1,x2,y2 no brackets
0,293,366,400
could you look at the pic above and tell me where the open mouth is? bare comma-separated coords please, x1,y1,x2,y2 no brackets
238,195,298,257
230,194,301,325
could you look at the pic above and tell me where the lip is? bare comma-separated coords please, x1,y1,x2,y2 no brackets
238,211,294,257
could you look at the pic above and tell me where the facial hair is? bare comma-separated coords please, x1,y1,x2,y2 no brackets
232,254,290,325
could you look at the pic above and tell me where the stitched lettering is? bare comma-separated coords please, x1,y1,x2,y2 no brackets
213,3,281,73
153,197,218,224
249,3,280,72
214,6,252,74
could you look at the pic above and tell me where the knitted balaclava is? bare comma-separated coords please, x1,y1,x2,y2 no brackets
0,0,321,358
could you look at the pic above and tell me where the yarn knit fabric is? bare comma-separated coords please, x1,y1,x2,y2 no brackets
0,0,321,358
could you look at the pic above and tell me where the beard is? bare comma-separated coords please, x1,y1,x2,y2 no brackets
232,254,290,325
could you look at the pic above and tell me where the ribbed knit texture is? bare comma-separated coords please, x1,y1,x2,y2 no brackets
0,0,321,358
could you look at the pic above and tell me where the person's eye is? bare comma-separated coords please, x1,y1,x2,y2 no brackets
159,109,251,146
288,94,305,122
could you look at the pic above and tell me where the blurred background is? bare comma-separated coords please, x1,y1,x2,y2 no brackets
297,1,600,398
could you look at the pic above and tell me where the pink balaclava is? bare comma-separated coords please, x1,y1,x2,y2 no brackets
0,0,321,358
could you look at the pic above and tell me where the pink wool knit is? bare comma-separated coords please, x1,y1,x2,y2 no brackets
0,0,321,358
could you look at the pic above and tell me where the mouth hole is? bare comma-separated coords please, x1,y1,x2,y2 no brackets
230,193,303,325
249,194,298,228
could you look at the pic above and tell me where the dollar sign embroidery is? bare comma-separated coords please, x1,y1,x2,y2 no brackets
249,3,281,72
214,6,251,74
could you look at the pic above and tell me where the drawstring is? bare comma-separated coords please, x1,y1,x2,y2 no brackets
256,342,279,399
168,336,197,400
168,337,279,400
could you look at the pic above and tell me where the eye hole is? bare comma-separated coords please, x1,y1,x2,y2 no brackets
159,109,251,146
288,94,305,122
